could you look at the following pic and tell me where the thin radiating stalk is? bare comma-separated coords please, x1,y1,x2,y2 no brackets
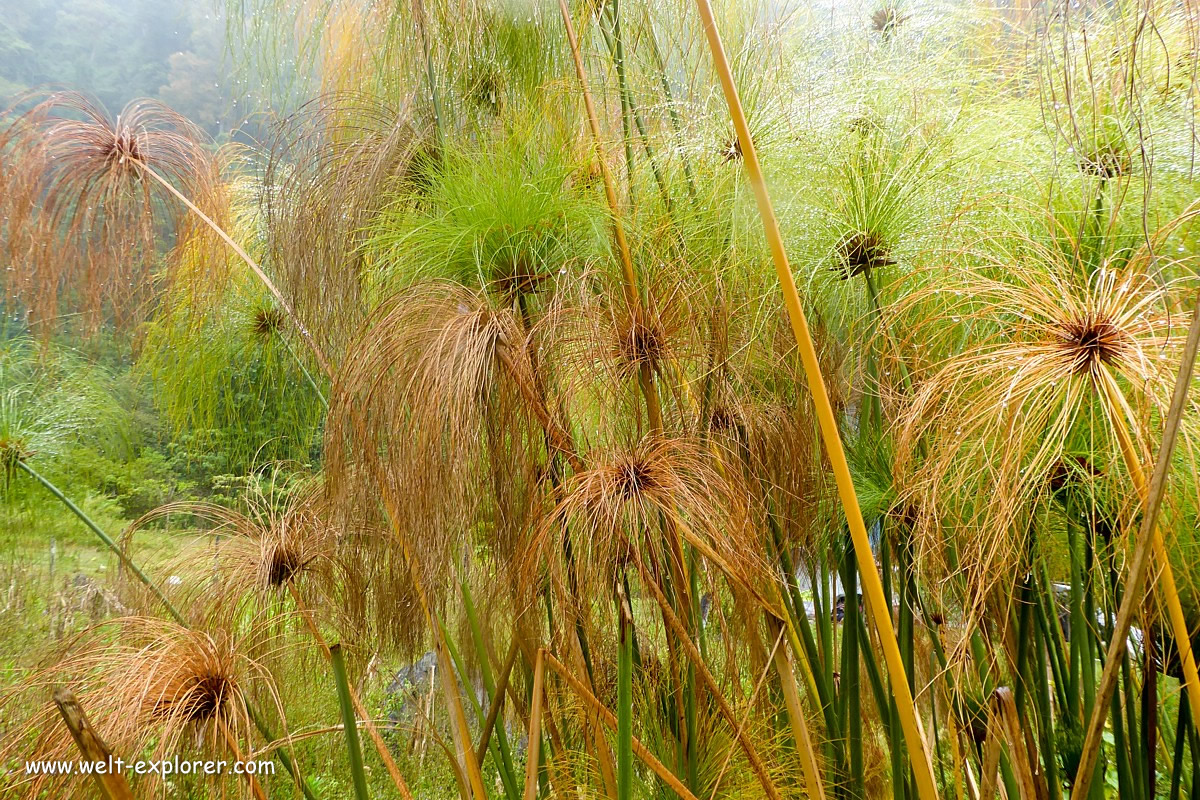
442,609,519,800
688,2,938,796
635,557,786,800
331,643,371,800
286,583,415,800
462,581,521,799
542,652,702,800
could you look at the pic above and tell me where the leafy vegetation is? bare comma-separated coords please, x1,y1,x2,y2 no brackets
2,1,1200,799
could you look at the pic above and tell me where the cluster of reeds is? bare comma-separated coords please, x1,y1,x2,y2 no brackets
2,0,1200,799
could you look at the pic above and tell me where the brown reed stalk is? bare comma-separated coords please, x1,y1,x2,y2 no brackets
52,688,134,800
523,648,546,800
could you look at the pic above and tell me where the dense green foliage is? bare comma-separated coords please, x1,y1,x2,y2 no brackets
2,1,1200,800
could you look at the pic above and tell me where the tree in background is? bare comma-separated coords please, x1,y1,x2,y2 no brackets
0,0,238,136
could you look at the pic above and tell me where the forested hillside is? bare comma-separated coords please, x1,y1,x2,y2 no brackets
0,0,235,133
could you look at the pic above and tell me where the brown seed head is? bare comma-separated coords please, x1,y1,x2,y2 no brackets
1056,314,1126,376
832,229,896,279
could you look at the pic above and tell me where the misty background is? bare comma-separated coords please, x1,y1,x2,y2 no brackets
0,0,248,135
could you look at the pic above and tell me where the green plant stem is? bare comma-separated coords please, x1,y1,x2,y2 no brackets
772,523,845,778
278,331,327,409
18,460,184,625
1033,607,1061,800
1171,699,1190,800
331,643,371,800
617,587,634,800
839,537,864,800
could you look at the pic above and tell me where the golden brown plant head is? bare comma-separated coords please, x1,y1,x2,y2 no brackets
251,306,287,340
125,477,333,625
264,540,304,586
0,437,30,484
2,617,278,799
1055,312,1130,378
37,93,207,194
892,231,1194,620
5,92,215,335
326,283,541,647
526,435,765,607
1078,136,1132,180
546,273,698,429
871,3,907,37
721,134,743,163
615,306,669,378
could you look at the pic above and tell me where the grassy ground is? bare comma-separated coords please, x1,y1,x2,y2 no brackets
0,492,476,799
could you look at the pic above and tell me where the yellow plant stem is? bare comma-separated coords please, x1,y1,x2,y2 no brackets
523,648,547,800
766,615,828,800
286,582,416,800
1072,370,1200,799
689,0,938,796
